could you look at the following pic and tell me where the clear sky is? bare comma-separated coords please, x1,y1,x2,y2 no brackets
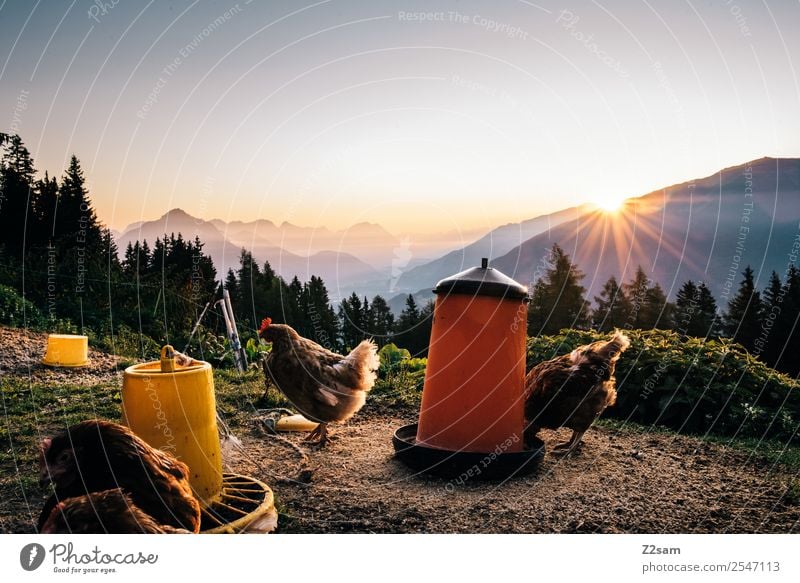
2,0,799,234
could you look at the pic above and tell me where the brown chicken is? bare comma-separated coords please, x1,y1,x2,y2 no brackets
524,331,630,455
40,488,191,534
258,317,380,445
37,420,201,533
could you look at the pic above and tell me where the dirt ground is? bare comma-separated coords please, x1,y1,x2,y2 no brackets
0,327,124,386
228,415,800,533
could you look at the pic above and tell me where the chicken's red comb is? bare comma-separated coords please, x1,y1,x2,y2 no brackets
259,317,272,333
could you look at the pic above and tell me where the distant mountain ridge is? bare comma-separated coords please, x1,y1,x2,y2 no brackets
491,157,800,300
115,210,382,298
393,203,591,295
212,218,398,267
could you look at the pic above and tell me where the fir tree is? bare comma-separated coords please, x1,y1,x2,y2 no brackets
723,266,764,351
362,295,373,336
623,266,651,329
394,295,432,355
369,295,394,346
527,243,589,335
763,271,783,312
643,282,673,329
338,292,364,350
1,134,35,179
674,280,697,332
694,282,718,337
305,275,338,350
416,300,435,356
32,171,59,244
224,268,238,297
150,237,166,273
287,276,307,336
771,266,800,375
593,275,631,331
394,294,420,350
0,134,36,258
760,270,784,364
56,155,102,247
234,249,265,329
675,280,717,337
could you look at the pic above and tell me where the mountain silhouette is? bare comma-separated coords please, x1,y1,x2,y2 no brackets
116,209,381,296
491,157,800,300
394,204,591,294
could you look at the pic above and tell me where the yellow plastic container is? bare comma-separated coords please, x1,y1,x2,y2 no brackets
42,334,89,367
121,346,223,506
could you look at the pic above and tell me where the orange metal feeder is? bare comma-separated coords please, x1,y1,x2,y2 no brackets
394,259,544,479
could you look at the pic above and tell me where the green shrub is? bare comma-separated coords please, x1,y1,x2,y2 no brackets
378,343,411,374
95,323,161,360
372,343,427,408
244,336,269,364
0,284,45,328
50,319,80,334
196,328,234,368
527,329,800,442
783,478,800,505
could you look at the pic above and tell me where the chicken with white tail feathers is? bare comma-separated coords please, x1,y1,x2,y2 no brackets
524,331,631,455
258,317,380,445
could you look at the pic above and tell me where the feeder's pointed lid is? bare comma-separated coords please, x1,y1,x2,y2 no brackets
433,258,528,299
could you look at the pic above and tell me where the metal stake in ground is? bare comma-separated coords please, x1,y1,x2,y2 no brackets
219,289,247,373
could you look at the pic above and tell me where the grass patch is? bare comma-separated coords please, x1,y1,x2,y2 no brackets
363,343,427,412
781,478,800,506
598,418,800,471
0,377,123,532
703,434,800,472
213,367,292,430
369,376,423,411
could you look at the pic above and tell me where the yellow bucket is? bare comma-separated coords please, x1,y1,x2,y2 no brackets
121,346,223,506
42,334,89,367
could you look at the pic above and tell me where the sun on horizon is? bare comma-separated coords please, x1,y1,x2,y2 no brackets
594,194,626,213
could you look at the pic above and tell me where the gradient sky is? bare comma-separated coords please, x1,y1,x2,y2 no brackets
2,0,799,235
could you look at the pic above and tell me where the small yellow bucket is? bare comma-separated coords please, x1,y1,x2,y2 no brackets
42,334,89,367
121,346,223,506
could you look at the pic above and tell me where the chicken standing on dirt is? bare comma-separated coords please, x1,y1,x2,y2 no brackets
40,488,191,534
258,317,380,445
37,420,201,533
524,331,630,455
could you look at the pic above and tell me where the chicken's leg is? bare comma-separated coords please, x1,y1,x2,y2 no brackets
552,430,585,456
305,422,330,446
523,423,541,450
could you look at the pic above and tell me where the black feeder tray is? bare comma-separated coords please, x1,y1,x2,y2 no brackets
393,423,545,480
